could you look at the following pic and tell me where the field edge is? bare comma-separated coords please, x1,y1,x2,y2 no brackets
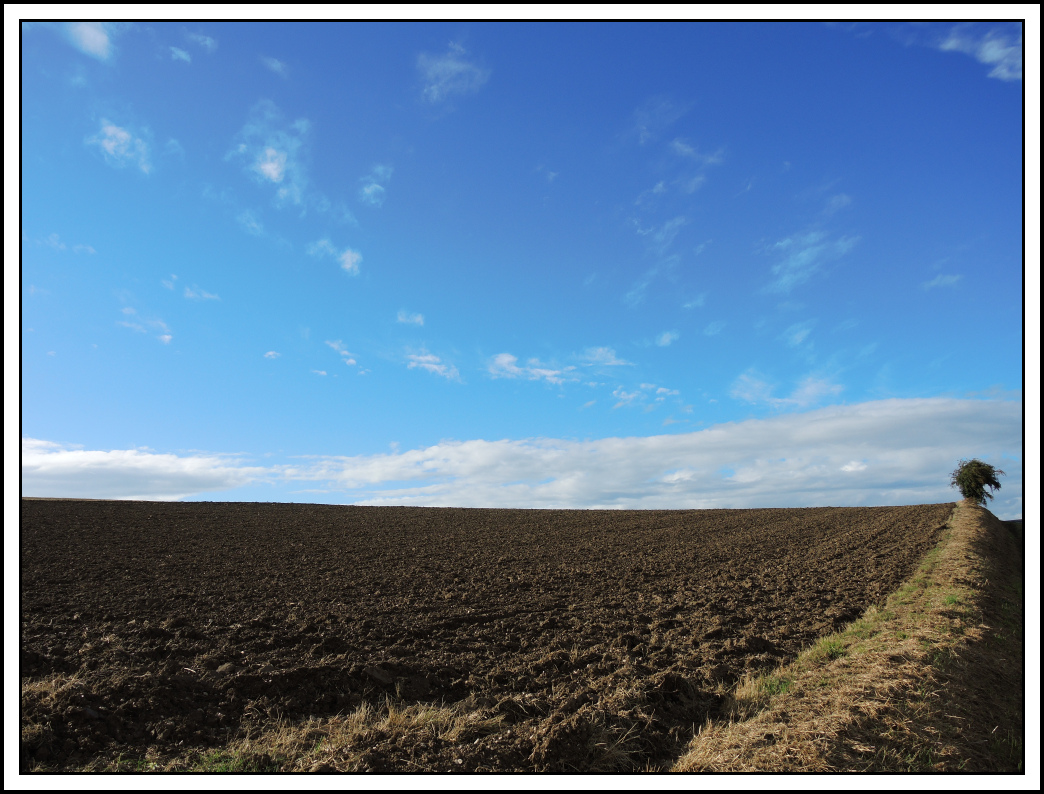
671,500,1025,773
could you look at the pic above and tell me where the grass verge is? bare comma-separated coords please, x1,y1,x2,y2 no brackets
671,500,1024,772
83,696,505,773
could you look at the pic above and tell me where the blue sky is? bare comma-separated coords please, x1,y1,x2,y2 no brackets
13,17,1034,518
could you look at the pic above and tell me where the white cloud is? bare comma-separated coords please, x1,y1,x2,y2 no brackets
731,370,843,410
325,339,357,365
262,56,288,76
170,47,191,63
703,321,725,336
655,330,679,347
612,388,641,408
21,439,271,501
284,398,1023,516
20,398,1023,517
308,239,362,275
312,370,327,376
86,120,151,174
229,100,310,207
397,310,424,326
923,274,963,289
766,230,859,293
613,383,681,410
339,250,362,275
63,22,114,60
407,350,460,381
417,42,490,103
264,351,280,359
936,24,1022,81
255,147,287,182
488,353,575,385
117,313,171,344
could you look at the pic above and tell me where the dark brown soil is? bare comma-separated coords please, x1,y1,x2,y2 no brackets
20,499,953,772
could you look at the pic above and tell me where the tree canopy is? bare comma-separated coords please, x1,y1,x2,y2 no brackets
950,459,1005,507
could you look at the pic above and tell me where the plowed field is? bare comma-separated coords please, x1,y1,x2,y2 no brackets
20,499,953,772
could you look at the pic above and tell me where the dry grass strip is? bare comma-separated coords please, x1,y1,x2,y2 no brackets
89,697,505,773
672,500,1024,773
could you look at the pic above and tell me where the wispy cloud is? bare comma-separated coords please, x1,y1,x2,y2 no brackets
417,42,490,103
308,239,362,275
765,230,859,293
612,388,641,408
86,120,151,174
358,164,393,207
782,321,815,347
632,96,689,145
731,370,842,410
237,210,264,236
21,398,1023,517
325,339,357,366
670,138,724,166
62,22,117,61
824,194,851,214
33,233,96,254
183,285,219,300
627,217,690,304
935,24,1022,81
703,321,725,336
577,347,632,367
170,47,191,63
187,32,217,52
636,216,689,256
263,351,280,359
655,331,679,347
407,350,460,381
397,310,424,326
614,382,680,410
229,100,310,207
488,353,576,385
117,312,172,344
262,56,288,77
923,274,963,289
684,294,707,309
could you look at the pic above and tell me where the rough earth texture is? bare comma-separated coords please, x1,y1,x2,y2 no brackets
20,499,953,772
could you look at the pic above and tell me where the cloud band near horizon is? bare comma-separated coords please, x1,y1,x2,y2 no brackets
21,397,1023,518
